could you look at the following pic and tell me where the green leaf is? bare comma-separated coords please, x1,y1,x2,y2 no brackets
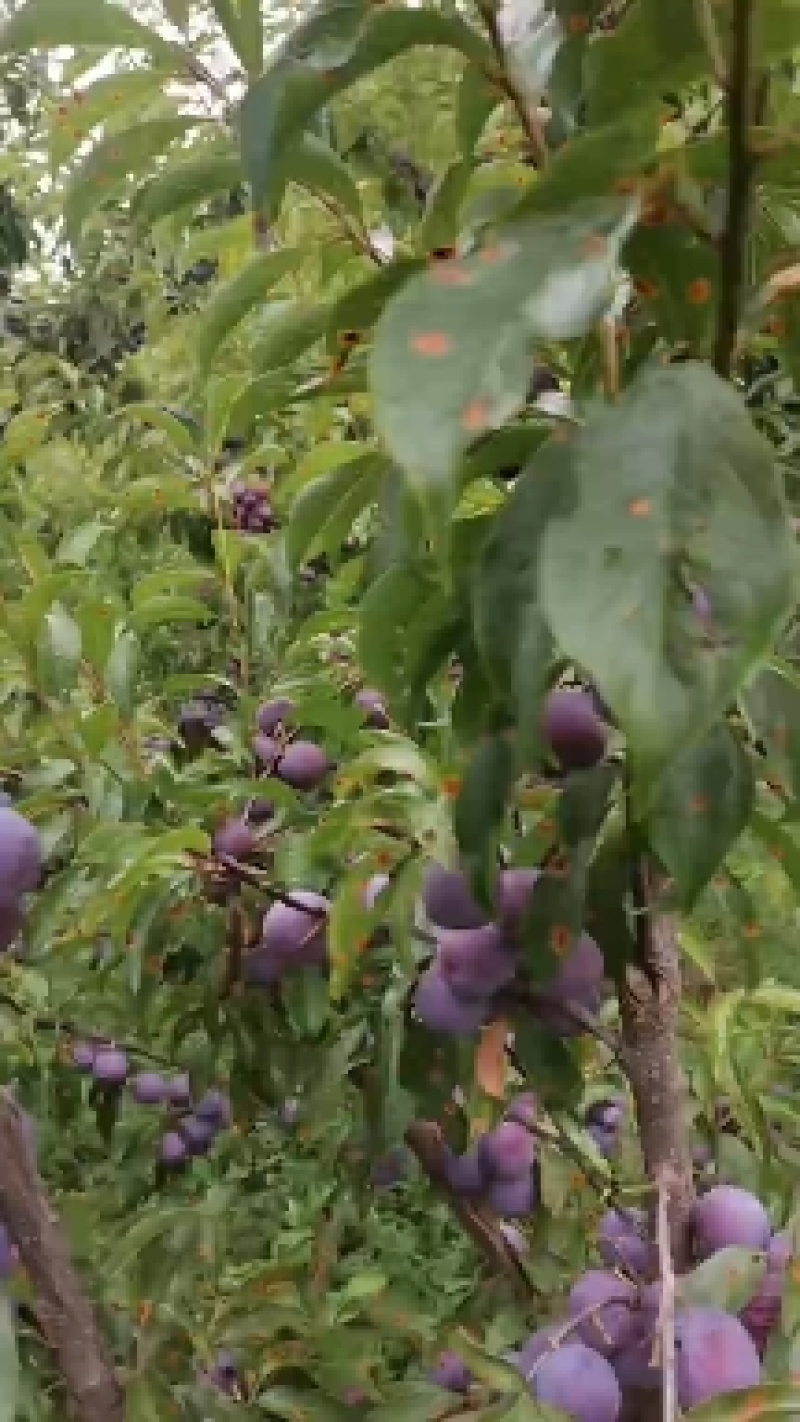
0,0,181,61
539,363,795,786
328,870,372,1003
282,133,364,225
683,1384,800,1421
0,1296,19,1422
285,454,385,568
116,403,199,453
195,248,304,371
648,724,755,907
251,300,329,372
679,1247,766,1313
239,7,490,212
104,631,139,717
370,200,637,508
131,151,243,229
585,0,707,124
454,735,516,904
210,0,262,74
744,665,800,801
64,118,193,239
419,159,473,253
327,259,425,352
49,70,170,172
455,62,500,155
472,442,565,750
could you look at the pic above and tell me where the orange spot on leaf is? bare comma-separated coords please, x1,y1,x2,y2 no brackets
628,498,652,517
688,278,712,305
432,261,473,288
462,400,490,433
410,331,452,358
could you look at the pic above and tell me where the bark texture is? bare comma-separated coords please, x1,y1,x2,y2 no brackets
0,1092,124,1422
618,909,695,1266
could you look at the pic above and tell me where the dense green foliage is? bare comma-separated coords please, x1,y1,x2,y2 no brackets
1,0,800,1419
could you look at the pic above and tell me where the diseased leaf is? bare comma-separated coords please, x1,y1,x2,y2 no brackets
539,363,795,786
370,200,637,509
64,118,194,239
0,0,181,62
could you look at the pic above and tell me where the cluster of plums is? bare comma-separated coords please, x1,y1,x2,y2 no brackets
431,1183,787,1421
230,481,278,535
443,1096,539,1219
69,1042,231,1168
0,806,42,954
252,697,331,792
413,860,604,1040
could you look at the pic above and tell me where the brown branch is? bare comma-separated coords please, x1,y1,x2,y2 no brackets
0,1093,124,1422
618,874,695,1266
404,1120,530,1289
713,0,756,377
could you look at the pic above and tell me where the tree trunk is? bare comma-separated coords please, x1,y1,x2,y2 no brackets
0,1093,124,1422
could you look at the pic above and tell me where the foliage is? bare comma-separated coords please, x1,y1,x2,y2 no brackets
0,0,798,1420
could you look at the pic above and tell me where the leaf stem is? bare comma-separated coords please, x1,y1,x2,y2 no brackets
714,0,756,378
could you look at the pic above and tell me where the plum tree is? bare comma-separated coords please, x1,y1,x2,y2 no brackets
413,964,487,1035
568,1270,639,1355
674,1308,761,1407
478,1121,536,1179
429,1352,471,1394
0,807,41,901
531,1343,622,1422
275,740,330,790
542,690,608,771
437,924,517,999
421,863,489,930
691,1185,771,1259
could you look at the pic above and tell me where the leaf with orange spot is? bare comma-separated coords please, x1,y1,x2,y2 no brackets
475,1018,509,1099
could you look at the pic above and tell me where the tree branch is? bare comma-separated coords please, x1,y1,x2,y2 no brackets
0,1093,124,1422
713,0,755,377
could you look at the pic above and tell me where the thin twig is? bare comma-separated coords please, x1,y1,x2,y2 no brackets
479,6,549,169
213,856,329,916
655,1166,678,1422
693,0,727,86
714,0,756,377
0,991,172,1068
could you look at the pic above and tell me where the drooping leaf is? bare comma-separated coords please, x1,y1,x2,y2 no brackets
195,248,305,371
281,133,364,225
648,723,755,907
370,199,637,509
539,362,795,786
49,70,169,172
64,118,194,239
0,0,181,62
251,301,329,372
285,455,386,568
585,0,707,124
239,8,490,212
131,152,243,230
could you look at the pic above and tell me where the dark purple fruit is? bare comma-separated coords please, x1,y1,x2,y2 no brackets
0,807,41,900
206,1351,240,1396
355,688,390,729
532,1343,621,1422
92,1047,129,1086
275,740,330,790
438,924,517,1000
247,798,275,824
478,1121,536,1180
71,1041,95,1073
674,1308,760,1407
486,1172,538,1219
443,1145,486,1198
256,698,296,735
195,1089,232,1128
542,689,608,771
253,733,280,769
413,964,487,1035
260,892,329,968
180,1114,216,1155
568,1270,639,1356
422,863,489,930
691,1186,771,1259
598,1208,655,1278
167,1073,192,1107
213,817,256,860
161,1130,188,1167
130,1072,168,1105
430,1352,471,1394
